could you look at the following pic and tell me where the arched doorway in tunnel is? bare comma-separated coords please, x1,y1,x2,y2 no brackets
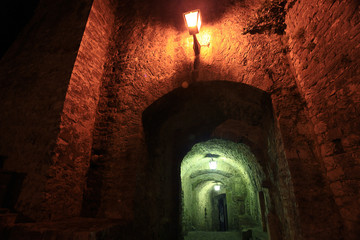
180,139,267,235
216,194,228,231
140,81,298,240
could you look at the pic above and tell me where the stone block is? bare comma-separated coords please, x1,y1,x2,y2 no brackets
323,156,336,171
330,181,344,196
321,142,336,157
327,167,345,182
342,134,360,150
344,165,360,180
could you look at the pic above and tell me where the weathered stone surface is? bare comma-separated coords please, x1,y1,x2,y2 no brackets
0,0,359,239
0,0,94,221
44,0,117,220
286,0,360,238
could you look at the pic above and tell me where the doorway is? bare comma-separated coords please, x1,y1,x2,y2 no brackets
215,194,228,231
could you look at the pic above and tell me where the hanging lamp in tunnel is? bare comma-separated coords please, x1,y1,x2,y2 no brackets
209,158,217,170
214,185,220,191
183,9,201,55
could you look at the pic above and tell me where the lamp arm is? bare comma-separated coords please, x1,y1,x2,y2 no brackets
193,34,201,55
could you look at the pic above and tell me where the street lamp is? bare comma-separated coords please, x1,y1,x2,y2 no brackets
209,158,217,170
183,9,201,55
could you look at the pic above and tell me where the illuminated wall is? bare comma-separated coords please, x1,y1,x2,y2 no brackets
181,139,265,233
0,0,359,239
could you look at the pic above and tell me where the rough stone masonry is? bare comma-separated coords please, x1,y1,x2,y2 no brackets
0,0,359,239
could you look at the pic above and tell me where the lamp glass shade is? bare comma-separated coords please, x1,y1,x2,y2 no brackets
209,160,217,170
184,9,201,35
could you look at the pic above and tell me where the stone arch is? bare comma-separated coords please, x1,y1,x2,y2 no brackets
180,139,266,234
139,80,295,239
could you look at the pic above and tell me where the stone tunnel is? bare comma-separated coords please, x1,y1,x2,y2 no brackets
0,0,359,239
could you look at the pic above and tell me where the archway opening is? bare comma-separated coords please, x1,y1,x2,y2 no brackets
181,139,268,238
140,81,296,240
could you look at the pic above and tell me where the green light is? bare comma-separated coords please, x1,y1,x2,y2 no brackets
209,159,217,169
181,139,266,232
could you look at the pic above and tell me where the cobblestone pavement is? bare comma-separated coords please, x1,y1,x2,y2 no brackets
184,231,242,240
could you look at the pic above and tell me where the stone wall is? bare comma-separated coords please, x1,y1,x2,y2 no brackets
0,0,358,239
83,0,346,238
0,0,116,221
286,0,360,238
0,0,94,221
45,0,117,220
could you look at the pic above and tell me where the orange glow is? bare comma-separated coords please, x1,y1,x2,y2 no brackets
185,12,198,27
184,10,201,35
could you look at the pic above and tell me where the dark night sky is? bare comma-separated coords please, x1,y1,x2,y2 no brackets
1,0,39,59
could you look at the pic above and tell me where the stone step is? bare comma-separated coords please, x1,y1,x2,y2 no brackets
4,218,132,240
0,208,10,214
184,230,268,240
0,212,18,226
185,231,242,240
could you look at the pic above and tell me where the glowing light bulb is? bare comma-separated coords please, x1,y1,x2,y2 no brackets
183,10,201,35
209,160,217,170
185,12,198,28
214,185,220,191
